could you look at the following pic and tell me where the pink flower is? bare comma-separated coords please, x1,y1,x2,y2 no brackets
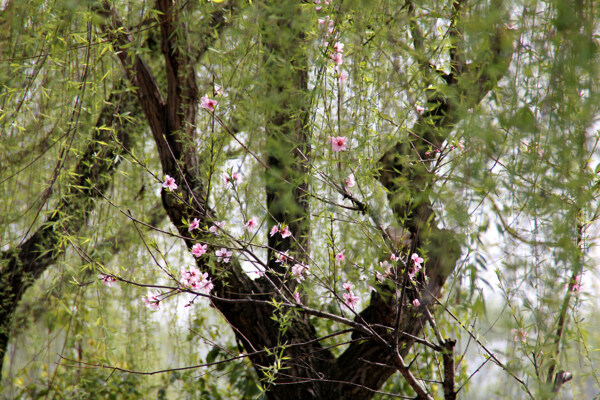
343,291,360,309
339,69,349,83
408,264,422,280
333,42,344,53
245,217,258,232
335,250,345,266
200,95,218,112
331,52,343,65
181,266,201,287
411,253,424,268
270,224,292,238
181,267,213,295
188,218,200,232
390,253,399,262
566,276,582,292
280,225,292,238
291,263,309,283
215,248,233,263
214,85,224,96
318,16,334,32
209,221,225,235
343,173,355,189
412,298,420,307
197,272,214,295
253,268,265,278
415,105,426,113
163,175,177,191
143,294,161,311
342,282,353,291
191,243,207,258
330,136,348,152
99,274,116,287
409,254,424,279
224,171,242,186
293,291,302,304
275,250,291,264
376,261,393,282
512,328,528,343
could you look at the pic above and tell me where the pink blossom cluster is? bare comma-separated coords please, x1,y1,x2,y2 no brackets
342,281,359,309
376,260,393,283
512,328,528,343
99,274,116,287
209,220,225,235
275,250,293,264
224,171,242,186
318,16,334,34
331,42,347,83
216,247,233,263
143,294,161,311
314,0,330,11
331,41,344,64
293,291,302,304
409,253,424,280
316,14,348,83
181,266,214,295
291,263,309,283
343,173,355,191
270,224,292,238
565,275,582,292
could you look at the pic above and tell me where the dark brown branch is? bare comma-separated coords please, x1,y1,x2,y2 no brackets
442,339,457,400
392,348,434,400
552,370,573,394
96,1,169,169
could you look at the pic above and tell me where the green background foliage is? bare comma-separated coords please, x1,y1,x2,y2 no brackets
1,0,599,398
